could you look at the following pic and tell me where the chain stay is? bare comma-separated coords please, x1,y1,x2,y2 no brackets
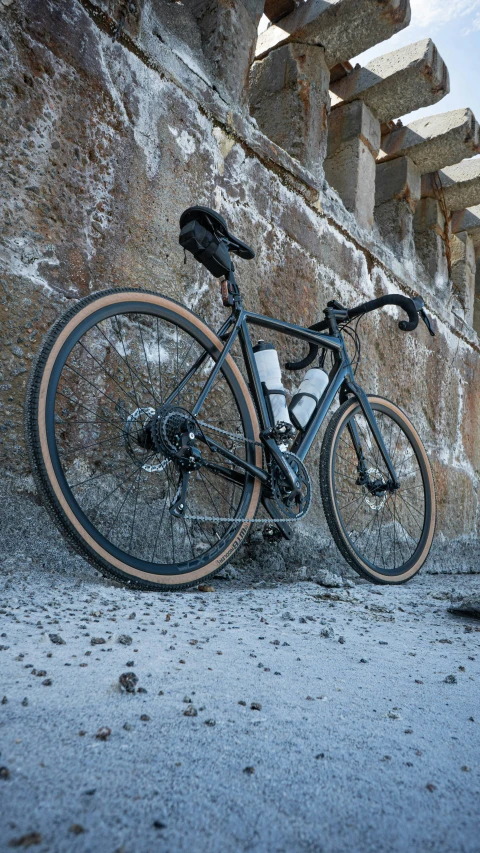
180,419,309,524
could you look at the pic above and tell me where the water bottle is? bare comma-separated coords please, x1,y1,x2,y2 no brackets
289,368,329,429
253,341,293,428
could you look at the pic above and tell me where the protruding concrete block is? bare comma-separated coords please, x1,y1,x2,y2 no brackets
183,0,265,107
249,43,330,177
324,100,380,229
264,0,297,22
330,39,449,124
255,0,411,66
375,157,421,257
451,232,476,325
451,206,480,248
378,108,480,173
375,156,421,208
422,159,480,211
413,198,449,289
475,261,480,337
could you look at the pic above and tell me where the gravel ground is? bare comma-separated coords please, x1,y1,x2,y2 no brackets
1,554,480,853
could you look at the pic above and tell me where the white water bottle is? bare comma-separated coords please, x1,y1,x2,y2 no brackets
253,341,293,428
289,368,329,429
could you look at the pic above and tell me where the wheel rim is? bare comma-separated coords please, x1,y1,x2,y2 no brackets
43,300,258,576
331,402,432,576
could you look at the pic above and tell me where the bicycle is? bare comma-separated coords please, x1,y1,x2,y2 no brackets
24,206,437,590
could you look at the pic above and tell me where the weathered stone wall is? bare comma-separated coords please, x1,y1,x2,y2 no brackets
1,0,480,571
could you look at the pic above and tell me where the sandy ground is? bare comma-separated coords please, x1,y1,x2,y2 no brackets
1,554,480,853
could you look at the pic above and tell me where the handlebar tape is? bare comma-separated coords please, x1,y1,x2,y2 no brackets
347,294,418,331
285,343,319,371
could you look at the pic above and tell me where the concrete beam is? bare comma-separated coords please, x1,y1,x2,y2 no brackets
474,261,480,337
378,108,480,173
413,198,449,290
264,0,297,22
375,156,421,208
324,100,381,229
255,0,411,66
183,0,265,107
374,156,421,258
451,206,480,247
422,159,480,211
451,232,476,326
249,43,330,178
330,39,449,124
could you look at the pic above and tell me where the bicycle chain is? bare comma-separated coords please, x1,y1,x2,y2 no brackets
177,419,310,524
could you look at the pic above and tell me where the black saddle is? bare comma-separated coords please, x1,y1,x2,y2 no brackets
179,206,255,261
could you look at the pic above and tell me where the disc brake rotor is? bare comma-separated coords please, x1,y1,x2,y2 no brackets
362,466,387,511
124,407,170,473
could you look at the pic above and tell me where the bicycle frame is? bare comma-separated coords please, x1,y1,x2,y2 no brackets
167,283,400,500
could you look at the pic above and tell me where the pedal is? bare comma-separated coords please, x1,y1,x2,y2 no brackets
263,524,283,543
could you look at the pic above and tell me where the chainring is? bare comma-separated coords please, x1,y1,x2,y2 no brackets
270,451,312,521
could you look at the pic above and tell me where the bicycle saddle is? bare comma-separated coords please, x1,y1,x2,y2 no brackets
179,206,255,260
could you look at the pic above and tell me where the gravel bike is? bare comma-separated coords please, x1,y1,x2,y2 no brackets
25,206,436,590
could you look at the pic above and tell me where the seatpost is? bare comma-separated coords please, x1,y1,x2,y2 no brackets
220,269,242,310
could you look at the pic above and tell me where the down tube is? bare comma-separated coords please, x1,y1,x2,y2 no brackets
294,366,349,461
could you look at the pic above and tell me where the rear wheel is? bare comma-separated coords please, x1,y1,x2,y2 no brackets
24,288,261,590
320,396,435,584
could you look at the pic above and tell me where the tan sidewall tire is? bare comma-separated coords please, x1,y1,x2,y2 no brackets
32,290,261,587
322,396,436,584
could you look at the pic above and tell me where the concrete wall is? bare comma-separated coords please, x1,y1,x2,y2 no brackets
1,0,480,572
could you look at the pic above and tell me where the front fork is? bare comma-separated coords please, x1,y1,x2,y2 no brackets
341,380,399,490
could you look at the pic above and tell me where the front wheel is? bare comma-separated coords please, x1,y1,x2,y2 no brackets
320,396,436,584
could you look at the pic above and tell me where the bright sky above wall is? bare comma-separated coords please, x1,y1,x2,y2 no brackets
258,0,480,126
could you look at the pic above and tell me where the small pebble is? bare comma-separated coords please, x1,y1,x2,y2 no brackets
49,634,65,645
198,584,214,593
69,825,84,835
118,635,132,646
183,705,197,717
0,766,10,780
119,672,138,693
90,638,106,646
444,674,457,684
8,832,42,847
250,702,262,711
140,714,150,722
95,727,111,741
243,766,255,775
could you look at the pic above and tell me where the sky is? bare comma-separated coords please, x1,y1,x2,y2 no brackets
259,0,480,126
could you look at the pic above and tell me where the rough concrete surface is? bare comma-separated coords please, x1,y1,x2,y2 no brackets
1,547,480,853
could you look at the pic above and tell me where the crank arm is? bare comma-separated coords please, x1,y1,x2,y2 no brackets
261,496,294,541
